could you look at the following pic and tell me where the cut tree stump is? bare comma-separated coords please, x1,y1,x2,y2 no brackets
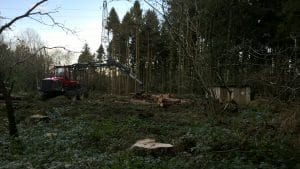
131,138,173,150
29,114,50,123
45,132,57,138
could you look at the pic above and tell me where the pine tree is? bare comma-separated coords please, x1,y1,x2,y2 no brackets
142,10,160,91
78,43,94,63
130,0,143,90
120,12,133,65
107,8,121,59
96,44,105,62
119,12,134,93
107,8,122,93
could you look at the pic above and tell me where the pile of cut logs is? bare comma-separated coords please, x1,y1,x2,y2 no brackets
152,94,182,107
131,92,190,107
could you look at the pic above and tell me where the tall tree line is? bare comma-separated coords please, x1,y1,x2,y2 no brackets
105,1,161,93
102,0,299,99
2,0,298,99
162,0,300,98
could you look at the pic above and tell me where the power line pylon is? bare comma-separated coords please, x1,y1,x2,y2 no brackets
101,0,109,61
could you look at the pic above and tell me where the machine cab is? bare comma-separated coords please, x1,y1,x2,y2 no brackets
54,66,75,80
55,67,65,77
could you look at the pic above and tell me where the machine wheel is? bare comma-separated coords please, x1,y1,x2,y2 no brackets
65,90,77,101
79,87,89,100
40,93,50,101
76,91,84,100
40,92,58,101
65,87,88,101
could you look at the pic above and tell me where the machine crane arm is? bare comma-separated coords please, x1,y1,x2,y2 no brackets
55,58,143,85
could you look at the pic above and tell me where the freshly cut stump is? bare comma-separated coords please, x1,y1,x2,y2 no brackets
29,114,50,123
131,138,173,149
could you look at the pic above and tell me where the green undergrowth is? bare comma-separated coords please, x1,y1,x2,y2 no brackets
0,94,299,168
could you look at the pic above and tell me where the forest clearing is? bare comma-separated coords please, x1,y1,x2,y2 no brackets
0,93,299,168
1,0,300,168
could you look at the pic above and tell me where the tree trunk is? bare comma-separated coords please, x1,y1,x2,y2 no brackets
135,27,140,93
0,80,18,137
147,31,150,92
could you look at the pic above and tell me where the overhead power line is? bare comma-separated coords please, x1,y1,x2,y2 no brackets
0,7,100,11
3,15,100,18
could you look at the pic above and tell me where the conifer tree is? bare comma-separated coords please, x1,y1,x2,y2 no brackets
96,44,105,62
78,43,94,63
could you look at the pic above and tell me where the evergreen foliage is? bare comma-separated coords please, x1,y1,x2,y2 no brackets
78,43,94,63
96,44,105,62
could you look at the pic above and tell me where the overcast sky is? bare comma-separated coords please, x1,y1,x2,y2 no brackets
0,0,150,63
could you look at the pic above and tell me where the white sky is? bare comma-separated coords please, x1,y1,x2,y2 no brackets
0,0,151,63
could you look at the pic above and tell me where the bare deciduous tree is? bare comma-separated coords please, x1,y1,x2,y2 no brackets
0,0,74,136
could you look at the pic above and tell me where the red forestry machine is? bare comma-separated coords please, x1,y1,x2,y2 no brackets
39,58,142,100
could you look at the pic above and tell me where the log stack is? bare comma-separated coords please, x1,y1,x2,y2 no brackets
131,92,191,107
156,94,181,108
